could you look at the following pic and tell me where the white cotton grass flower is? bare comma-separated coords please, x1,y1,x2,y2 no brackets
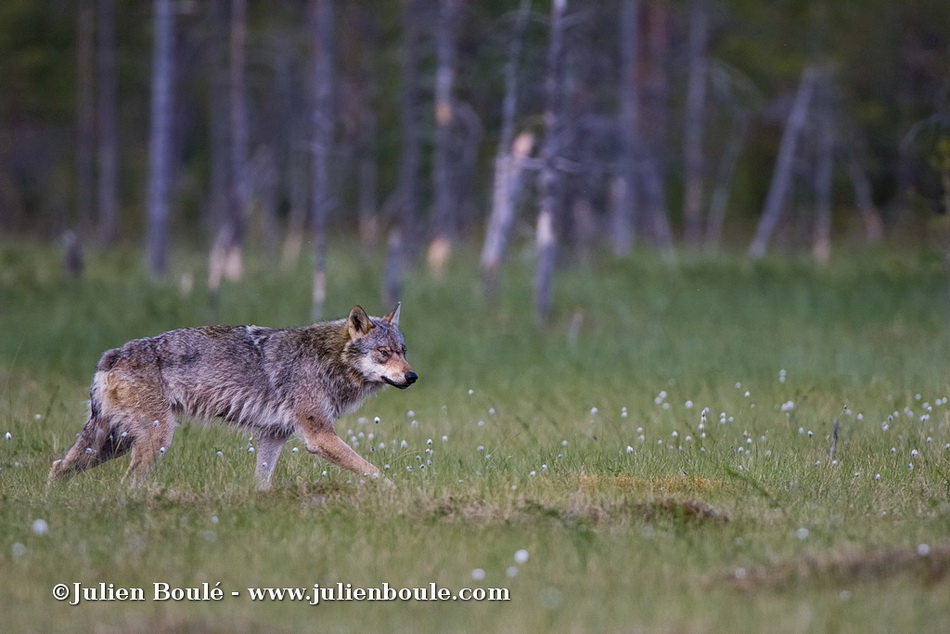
32,519,49,535
471,568,486,581
514,549,530,564
796,527,809,540
781,401,795,412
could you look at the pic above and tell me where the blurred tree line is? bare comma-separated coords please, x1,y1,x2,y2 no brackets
0,1,948,317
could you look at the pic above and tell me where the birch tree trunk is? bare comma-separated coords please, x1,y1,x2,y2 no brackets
610,0,640,255
428,0,462,276
310,0,334,320
535,0,567,324
749,67,817,259
383,0,423,307
354,4,380,247
682,0,709,245
480,0,531,292
146,0,174,278
76,0,95,235
812,74,833,264
97,0,118,244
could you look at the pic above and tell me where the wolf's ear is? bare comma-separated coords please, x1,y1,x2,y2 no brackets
383,302,401,327
348,305,374,339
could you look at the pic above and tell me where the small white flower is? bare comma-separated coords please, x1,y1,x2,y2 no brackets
874,473,881,480
917,543,931,556
247,446,254,453
3,432,11,440
471,568,485,581
911,449,919,457
796,527,809,540
685,400,693,409
506,566,519,577
590,407,598,415
407,410,415,418
400,440,408,448
211,516,219,524
514,549,530,564
734,567,747,579
467,389,474,395
216,451,223,457
625,445,634,454
529,470,536,477
32,519,49,535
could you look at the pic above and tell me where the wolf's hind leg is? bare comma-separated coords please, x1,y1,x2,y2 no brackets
123,413,177,485
48,415,123,484
255,432,290,490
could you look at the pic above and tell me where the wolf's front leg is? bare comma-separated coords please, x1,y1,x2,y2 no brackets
298,415,380,478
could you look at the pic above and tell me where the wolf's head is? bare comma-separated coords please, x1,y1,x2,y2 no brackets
346,304,418,389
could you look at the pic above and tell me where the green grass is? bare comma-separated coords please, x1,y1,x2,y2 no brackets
2,239,950,632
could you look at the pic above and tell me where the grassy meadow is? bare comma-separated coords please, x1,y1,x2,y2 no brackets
1,239,949,632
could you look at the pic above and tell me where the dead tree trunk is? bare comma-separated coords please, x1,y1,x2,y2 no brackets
428,0,463,276
146,0,175,278
76,0,96,235
480,0,531,292
749,67,818,259
846,138,884,242
310,0,334,320
812,73,834,263
383,0,424,307
354,4,380,247
610,0,640,255
682,0,709,245
214,0,249,286
535,0,567,324
96,0,118,244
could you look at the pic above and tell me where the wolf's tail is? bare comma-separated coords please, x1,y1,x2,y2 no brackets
48,374,129,484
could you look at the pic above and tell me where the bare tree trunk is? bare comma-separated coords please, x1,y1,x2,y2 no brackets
682,0,709,245
146,0,175,277
311,0,334,320
535,0,567,324
226,0,248,281
97,0,118,244
207,0,231,284
846,140,884,242
428,0,463,276
481,132,534,293
610,0,640,255
812,74,833,263
281,111,309,267
383,0,423,307
209,0,249,291
354,4,379,247
480,0,531,292
749,67,817,259
76,0,96,235
705,111,748,248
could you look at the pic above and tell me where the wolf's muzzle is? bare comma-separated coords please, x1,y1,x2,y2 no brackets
385,372,418,389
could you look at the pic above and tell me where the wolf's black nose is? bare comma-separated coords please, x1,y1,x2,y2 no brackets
405,371,418,385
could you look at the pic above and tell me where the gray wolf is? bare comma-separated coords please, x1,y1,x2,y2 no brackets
49,304,417,489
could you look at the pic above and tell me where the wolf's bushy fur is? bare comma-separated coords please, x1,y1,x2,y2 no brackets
49,304,416,488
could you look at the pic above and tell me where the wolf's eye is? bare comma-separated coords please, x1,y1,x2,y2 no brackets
376,347,391,359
